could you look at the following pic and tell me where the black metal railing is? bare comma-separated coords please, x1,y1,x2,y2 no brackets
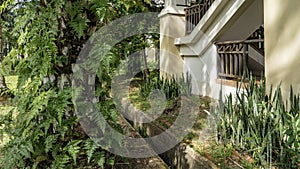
216,39,264,79
216,26,265,79
247,26,264,55
184,0,215,34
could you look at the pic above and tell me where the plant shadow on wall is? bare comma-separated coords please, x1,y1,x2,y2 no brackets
213,76,300,168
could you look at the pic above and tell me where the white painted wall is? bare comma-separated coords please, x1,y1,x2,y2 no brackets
164,0,186,7
183,44,236,99
159,0,263,100
178,0,263,100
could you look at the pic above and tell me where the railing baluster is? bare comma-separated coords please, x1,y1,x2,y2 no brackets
242,44,248,76
238,52,243,77
225,53,229,75
234,53,238,76
248,26,264,55
219,53,224,74
184,0,216,34
216,41,256,79
230,53,233,75
221,50,224,75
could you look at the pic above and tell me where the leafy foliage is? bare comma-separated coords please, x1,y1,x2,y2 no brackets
0,0,161,168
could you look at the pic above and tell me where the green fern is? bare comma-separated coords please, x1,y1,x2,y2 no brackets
51,155,70,169
0,0,162,168
84,139,99,163
94,151,106,168
70,16,90,38
64,140,82,165
45,134,59,153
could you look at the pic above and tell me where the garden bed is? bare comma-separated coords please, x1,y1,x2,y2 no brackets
126,77,260,169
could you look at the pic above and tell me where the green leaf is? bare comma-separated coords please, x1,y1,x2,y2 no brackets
84,139,99,163
70,16,90,38
94,151,105,168
96,7,107,22
64,140,82,164
45,134,59,153
107,157,115,166
19,141,33,159
51,155,70,169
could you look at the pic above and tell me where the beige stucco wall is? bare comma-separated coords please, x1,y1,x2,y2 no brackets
159,1,186,78
265,0,300,100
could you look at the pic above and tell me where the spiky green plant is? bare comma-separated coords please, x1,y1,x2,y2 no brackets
139,71,192,101
215,76,300,168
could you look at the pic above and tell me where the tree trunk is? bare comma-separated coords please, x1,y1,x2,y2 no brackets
155,48,159,69
0,19,3,61
0,76,6,88
142,49,149,81
0,19,7,89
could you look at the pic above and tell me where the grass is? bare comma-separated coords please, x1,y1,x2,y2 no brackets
128,77,212,135
128,86,176,112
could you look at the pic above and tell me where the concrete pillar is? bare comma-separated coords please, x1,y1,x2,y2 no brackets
159,0,186,78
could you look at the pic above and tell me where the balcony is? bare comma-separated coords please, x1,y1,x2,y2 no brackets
184,0,216,34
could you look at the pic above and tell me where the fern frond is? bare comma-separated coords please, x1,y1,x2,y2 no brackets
84,138,99,163
63,140,82,164
51,155,70,169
